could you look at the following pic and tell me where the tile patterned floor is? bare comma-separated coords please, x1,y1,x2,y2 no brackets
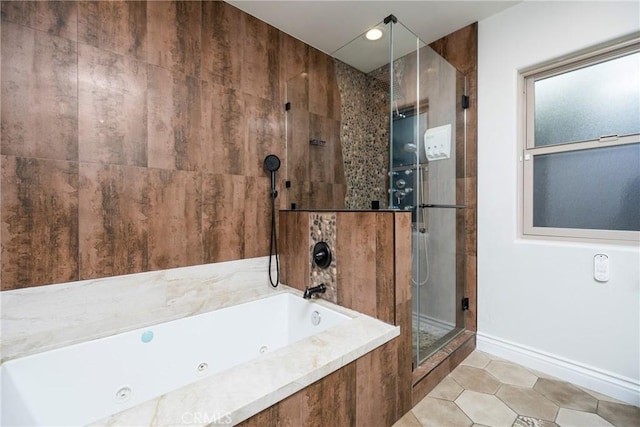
394,350,640,427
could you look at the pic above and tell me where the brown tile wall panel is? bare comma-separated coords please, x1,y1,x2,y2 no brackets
356,339,399,425
243,176,272,259
78,1,146,60
279,32,308,102
78,163,149,280
1,156,78,290
243,94,283,178
286,72,309,111
146,0,200,78
1,0,343,290
201,81,245,175
242,15,279,102
1,1,77,41
302,361,356,427
202,173,246,263
396,299,414,413
273,392,303,426
394,212,413,311
147,169,202,270
147,65,201,171
333,184,346,210
336,212,378,318
201,0,243,89
394,211,414,415
308,114,339,184
466,254,478,331
239,392,301,427
308,47,341,121
375,213,395,324
279,211,309,291
1,23,78,161
78,44,147,166
286,108,310,187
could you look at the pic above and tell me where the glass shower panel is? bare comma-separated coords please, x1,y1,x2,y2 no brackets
330,15,467,369
388,21,467,367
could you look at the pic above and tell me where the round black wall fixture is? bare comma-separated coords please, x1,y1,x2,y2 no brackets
312,242,332,269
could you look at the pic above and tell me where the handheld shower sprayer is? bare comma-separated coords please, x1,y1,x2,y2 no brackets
263,154,280,199
264,154,281,288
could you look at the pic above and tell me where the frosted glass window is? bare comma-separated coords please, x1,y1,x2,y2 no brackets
533,143,640,231
534,52,640,146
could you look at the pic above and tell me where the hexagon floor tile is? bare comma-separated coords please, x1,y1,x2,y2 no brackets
412,396,472,427
393,351,640,427
486,360,538,387
449,365,501,394
496,384,559,421
533,378,598,412
555,408,614,426
455,390,517,427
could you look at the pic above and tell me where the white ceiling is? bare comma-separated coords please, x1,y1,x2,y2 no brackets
227,0,520,71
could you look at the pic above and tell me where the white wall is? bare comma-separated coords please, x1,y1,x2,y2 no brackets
477,1,640,405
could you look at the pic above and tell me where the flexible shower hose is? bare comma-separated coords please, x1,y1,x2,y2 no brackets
268,193,280,288
411,229,429,287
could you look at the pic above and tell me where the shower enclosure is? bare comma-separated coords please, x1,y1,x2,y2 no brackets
333,16,468,367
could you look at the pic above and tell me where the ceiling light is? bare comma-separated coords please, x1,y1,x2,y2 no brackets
365,28,383,41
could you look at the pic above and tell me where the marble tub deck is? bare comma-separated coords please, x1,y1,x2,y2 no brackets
1,258,399,426
90,289,399,426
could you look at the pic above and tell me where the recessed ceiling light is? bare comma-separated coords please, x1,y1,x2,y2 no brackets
365,28,384,41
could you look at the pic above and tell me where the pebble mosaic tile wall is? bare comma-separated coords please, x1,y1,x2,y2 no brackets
309,212,337,303
334,60,389,210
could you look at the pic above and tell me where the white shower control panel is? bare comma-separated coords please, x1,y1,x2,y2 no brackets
594,253,609,282
424,124,452,161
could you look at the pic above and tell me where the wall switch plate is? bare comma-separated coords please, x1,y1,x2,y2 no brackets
594,253,609,282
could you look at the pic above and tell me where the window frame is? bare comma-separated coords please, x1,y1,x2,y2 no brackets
519,35,640,244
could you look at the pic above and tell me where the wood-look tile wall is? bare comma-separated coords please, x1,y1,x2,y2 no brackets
279,210,413,417
0,1,341,290
284,57,345,211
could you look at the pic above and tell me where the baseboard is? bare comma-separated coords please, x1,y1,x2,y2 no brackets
477,332,640,406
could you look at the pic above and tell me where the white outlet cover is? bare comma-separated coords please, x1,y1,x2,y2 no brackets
594,253,609,282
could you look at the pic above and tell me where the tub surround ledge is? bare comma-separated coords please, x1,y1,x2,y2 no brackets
1,257,399,426
91,310,398,426
3,257,292,362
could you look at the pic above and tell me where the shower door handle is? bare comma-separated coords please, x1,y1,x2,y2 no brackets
419,204,467,209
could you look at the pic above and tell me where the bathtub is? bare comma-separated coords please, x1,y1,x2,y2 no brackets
1,292,353,426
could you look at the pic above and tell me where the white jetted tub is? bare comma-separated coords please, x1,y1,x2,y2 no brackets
1,292,352,426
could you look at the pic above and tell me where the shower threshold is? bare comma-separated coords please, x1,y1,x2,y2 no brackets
413,327,466,369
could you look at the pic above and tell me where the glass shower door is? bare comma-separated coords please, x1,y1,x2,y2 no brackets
387,20,467,367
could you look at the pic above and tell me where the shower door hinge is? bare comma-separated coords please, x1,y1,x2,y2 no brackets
461,297,469,311
384,14,397,24
285,102,291,111
461,95,470,109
